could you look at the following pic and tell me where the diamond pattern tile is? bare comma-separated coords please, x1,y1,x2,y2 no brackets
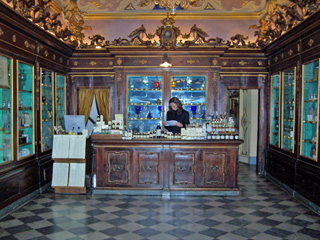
0,163,319,239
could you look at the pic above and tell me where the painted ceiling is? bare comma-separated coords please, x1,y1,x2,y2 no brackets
53,0,290,19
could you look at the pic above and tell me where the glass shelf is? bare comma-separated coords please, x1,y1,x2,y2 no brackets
56,74,66,130
127,76,163,133
171,76,206,123
270,73,280,147
0,55,12,164
281,68,295,152
301,60,319,161
18,62,34,159
41,69,53,152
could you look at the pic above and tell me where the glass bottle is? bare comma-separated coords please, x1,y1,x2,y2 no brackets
156,125,161,138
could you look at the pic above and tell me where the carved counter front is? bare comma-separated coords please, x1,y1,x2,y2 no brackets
92,135,243,196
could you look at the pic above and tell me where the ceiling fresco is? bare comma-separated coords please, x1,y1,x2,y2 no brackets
53,0,290,19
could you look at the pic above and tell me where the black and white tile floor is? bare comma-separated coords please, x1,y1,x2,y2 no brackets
1,163,320,240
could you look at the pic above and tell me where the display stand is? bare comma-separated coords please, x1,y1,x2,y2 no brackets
51,135,87,194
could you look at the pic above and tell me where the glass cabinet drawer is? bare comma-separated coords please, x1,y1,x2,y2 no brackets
56,74,66,130
281,68,295,152
18,62,34,159
171,76,206,123
127,76,163,133
41,69,53,152
301,60,319,161
270,73,280,147
0,55,13,164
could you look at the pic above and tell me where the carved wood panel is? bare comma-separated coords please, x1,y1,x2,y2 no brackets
172,152,195,185
107,151,130,184
203,152,226,185
137,152,160,185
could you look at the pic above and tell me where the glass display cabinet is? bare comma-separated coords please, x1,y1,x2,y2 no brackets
41,69,53,152
127,76,163,132
270,73,280,147
281,68,295,152
301,60,319,161
0,55,13,164
18,62,34,159
55,74,66,130
170,75,206,124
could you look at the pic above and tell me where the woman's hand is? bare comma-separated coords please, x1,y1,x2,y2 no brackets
175,122,183,127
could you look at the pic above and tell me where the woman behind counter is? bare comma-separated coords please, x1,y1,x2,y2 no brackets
164,97,190,134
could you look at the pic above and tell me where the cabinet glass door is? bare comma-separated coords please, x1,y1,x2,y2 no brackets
281,68,295,152
0,55,13,164
41,69,54,152
127,76,163,133
56,74,66,129
270,73,280,147
301,60,319,161
18,62,34,159
170,75,206,124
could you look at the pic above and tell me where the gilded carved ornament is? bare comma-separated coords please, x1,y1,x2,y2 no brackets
281,53,284,59
4,0,320,49
135,59,148,65
297,43,301,52
89,61,97,66
44,50,49,57
73,61,78,66
117,58,122,65
288,49,293,56
249,0,320,47
239,60,247,66
0,27,3,36
109,61,113,66
53,54,56,60
258,61,263,66
222,61,227,66
308,38,314,47
212,58,218,66
59,57,63,63
12,35,16,43
24,40,30,48
186,59,200,65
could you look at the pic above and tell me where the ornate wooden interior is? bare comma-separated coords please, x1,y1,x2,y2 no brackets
0,0,320,214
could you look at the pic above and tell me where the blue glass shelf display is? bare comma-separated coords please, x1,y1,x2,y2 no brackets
281,68,295,152
127,76,163,133
301,60,319,161
270,73,280,147
41,69,53,152
0,55,13,164
56,74,66,130
18,62,34,159
170,76,206,124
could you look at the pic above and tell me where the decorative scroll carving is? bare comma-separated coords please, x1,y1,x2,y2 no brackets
5,0,91,47
0,27,3,35
250,0,320,47
88,14,257,49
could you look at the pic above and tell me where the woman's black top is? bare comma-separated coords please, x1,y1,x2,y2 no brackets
165,109,190,134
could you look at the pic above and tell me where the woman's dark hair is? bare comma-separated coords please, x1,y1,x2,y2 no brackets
169,97,184,115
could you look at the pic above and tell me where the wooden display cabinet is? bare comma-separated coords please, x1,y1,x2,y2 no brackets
92,135,242,196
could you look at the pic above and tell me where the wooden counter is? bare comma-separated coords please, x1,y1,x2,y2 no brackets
92,135,243,196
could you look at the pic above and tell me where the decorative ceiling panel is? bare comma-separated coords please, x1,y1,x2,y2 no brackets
53,0,290,19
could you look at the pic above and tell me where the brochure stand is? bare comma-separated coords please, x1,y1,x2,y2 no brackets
51,135,87,194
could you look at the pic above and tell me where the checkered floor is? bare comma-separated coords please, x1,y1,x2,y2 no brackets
1,163,320,240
